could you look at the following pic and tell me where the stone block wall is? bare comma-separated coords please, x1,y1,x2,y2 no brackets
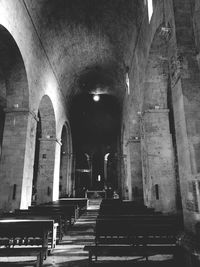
0,0,70,210
141,109,176,213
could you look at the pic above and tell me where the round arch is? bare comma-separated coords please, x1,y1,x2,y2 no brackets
0,25,30,211
59,122,73,198
35,94,57,204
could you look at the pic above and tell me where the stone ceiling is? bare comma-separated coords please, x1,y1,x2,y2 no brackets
24,0,142,104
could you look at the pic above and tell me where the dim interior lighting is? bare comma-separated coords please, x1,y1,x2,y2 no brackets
93,94,100,102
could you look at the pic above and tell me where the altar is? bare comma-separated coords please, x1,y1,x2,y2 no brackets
85,190,106,209
85,190,106,199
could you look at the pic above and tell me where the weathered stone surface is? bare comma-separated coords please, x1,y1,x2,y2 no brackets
0,1,200,265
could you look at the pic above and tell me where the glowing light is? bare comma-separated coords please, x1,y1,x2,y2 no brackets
93,94,100,102
126,73,130,95
104,153,110,161
148,0,153,22
98,175,101,181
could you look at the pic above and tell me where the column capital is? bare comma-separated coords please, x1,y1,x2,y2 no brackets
169,54,182,87
65,152,73,158
158,23,172,42
143,108,169,114
4,108,39,121
39,137,62,145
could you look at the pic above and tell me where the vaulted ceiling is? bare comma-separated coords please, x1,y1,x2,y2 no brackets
23,0,143,151
24,0,142,103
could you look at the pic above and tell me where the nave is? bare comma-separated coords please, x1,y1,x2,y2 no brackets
0,1,200,266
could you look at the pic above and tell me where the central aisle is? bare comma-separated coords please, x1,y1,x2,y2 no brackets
43,210,97,267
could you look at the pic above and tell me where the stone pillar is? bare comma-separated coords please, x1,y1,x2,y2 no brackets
141,108,177,213
59,149,68,197
126,137,143,202
71,154,76,197
121,154,128,199
66,153,73,196
60,152,72,197
0,108,37,211
126,145,132,200
36,138,61,204
171,0,200,230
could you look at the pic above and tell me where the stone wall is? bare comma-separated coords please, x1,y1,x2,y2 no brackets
0,0,70,210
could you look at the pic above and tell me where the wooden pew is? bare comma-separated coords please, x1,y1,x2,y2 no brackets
42,203,80,221
55,198,88,215
100,198,122,206
14,209,64,243
99,201,155,215
29,204,78,226
40,198,88,219
0,247,46,266
0,219,55,266
84,215,181,263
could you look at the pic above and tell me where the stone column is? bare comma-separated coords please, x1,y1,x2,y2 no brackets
126,136,143,202
141,108,176,213
125,148,132,200
171,0,200,230
0,108,37,211
60,152,73,197
66,153,73,196
120,153,128,199
36,137,61,204
59,148,68,197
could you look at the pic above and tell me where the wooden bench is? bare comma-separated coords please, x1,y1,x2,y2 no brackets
99,201,155,215
84,215,181,263
29,204,78,226
0,219,56,264
0,247,46,266
14,210,63,243
54,198,88,215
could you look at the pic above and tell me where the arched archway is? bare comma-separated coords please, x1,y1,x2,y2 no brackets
106,152,118,190
0,25,30,211
141,24,178,213
75,152,91,196
59,123,73,198
35,95,58,204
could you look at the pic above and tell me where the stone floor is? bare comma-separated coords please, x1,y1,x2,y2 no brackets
43,209,177,267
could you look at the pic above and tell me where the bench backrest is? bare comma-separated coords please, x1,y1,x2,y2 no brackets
95,216,180,244
55,198,88,209
0,219,53,247
99,201,154,215
29,204,77,216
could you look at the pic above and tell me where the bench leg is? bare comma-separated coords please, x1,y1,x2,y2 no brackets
37,251,44,267
88,251,92,265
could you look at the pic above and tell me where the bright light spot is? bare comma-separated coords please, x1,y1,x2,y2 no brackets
104,153,110,161
98,175,101,181
148,0,153,22
93,94,100,102
126,73,130,95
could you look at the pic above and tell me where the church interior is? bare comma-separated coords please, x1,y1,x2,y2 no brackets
0,0,200,266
